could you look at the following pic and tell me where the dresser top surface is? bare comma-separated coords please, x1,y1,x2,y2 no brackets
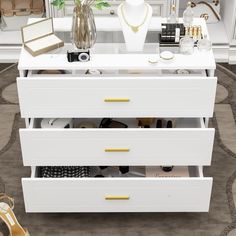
27,17,208,33
18,46,215,71
18,17,216,71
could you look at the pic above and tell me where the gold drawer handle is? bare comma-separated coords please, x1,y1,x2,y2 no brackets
104,98,130,102
105,195,130,200
105,148,130,152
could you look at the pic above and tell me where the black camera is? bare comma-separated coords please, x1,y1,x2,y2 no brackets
67,50,90,62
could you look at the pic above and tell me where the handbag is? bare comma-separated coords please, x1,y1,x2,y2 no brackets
40,166,90,178
191,0,221,23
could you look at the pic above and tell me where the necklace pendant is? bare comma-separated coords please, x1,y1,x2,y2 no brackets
131,26,139,33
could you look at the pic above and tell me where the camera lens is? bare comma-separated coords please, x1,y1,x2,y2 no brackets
79,52,90,62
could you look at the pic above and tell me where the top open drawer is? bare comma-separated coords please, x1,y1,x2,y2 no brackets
17,77,217,118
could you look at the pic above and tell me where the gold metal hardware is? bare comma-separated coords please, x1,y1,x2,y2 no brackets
213,0,219,6
110,10,115,15
105,148,130,152
200,13,209,21
105,195,130,200
104,98,130,102
191,2,197,7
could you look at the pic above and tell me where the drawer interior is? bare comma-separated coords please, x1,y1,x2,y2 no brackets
31,166,204,179
27,69,207,77
32,117,206,129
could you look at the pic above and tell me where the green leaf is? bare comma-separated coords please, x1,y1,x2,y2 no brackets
75,0,81,6
95,1,110,10
52,0,109,10
51,0,65,10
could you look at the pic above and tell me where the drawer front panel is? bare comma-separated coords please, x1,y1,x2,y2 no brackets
20,128,215,166
17,77,217,118
22,177,213,212
64,5,162,17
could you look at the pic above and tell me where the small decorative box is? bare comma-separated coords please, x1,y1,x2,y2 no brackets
21,18,64,56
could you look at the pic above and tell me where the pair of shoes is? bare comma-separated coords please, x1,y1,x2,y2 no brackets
0,194,30,236
156,119,173,128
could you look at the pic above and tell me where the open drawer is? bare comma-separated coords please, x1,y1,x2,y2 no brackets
19,118,215,166
17,77,217,118
22,166,213,213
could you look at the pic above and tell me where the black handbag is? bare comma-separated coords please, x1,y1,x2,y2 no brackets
40,166,90,178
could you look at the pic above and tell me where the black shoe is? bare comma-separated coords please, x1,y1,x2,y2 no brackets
161,166,174,172
99,166,108,170
167,120,173,128
95,175,105,177
156,119,163,128
119,166,129,174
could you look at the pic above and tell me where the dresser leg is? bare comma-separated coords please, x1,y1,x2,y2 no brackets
25,118,30,128
19,70,27,77
207,69,215,77
204,118,209,128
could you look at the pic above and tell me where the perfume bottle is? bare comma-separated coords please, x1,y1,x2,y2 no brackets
167,4,178,23
197,35,212,52
183,1,194,27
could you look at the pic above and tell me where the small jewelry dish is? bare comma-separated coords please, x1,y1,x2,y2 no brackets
148,56,158,65
160,51,175,61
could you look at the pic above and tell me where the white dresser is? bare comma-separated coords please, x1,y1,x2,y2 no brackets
17,18,217,213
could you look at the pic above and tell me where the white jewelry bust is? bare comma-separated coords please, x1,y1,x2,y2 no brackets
118,0,153,52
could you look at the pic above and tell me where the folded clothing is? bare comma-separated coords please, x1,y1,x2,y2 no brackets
40,166,90,178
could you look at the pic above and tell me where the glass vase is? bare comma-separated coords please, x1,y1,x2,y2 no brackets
72,4,97,50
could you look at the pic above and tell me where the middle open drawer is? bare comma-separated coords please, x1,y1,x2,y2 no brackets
20,118,215,166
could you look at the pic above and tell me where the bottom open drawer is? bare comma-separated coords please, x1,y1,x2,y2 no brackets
22,166,212,213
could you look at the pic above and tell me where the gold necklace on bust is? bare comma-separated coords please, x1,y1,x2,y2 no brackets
121,3,149,33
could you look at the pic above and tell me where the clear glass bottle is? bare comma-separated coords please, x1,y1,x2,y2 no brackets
167,4,178,23
183,1,194,27
180,35,195,55
197,35,212,52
